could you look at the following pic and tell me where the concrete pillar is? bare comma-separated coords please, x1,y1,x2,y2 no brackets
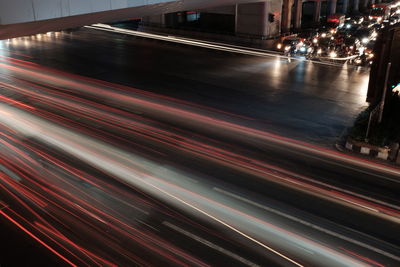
314,0,322,23
267,0,283,36
353,0,359,13
236,2,268,36
342,0,349,14
360,0,369,11
236,1,282,37
281,0,294,32
294,0,302,29
328,0,337,15
234,4,238,32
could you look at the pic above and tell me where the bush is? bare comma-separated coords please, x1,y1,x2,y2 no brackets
349,93,400,147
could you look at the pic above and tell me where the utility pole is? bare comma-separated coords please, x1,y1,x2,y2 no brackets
378,62,391,124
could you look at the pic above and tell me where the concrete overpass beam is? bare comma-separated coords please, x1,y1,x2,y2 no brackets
236,1,282,37
360,0,369,11
328,0,337,15
353,0,360,13
281,0,294,32
314,0,322,23
267,0,283,36
0,0,284,39
342,0,349,13
294,0,302,29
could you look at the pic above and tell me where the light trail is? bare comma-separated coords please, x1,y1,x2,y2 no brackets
0,58,397,182
0,55,397,266
213,187,400,261
0,208,78,267
0,59,398,218
163,221,260,267
0,72,398,222
85,24,358,68
0,104,373,267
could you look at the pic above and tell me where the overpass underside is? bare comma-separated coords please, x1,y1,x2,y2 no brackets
0,0,380,40
0,0,266,39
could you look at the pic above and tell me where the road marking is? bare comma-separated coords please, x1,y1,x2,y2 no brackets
116,199,150,215
137,219,160,232
162,221,260,267
249,159,400,212
74,203,107,224
334,198,379,213
102,192,150,215
181,176,198,184
213,187,400,262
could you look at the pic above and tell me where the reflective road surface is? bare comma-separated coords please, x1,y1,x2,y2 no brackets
0,28,399,266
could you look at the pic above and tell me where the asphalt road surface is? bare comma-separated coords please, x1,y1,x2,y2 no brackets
0,26,370,145
0,28,399,266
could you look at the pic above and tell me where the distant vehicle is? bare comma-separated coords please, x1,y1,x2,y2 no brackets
369,3,391,22
297,40,314,56
326,14,346,28
353,28,375,44
364,41,376,55
337,23,361,37
390,15,400,24
360,20,371,28
353,52,374,66
276,38,301,53
318,35,334,47
315,36,335,56
344,36,361,50
352,15,365,24
297,29,319,41
343,19,357,29
317,29,335,39
371,23,385,31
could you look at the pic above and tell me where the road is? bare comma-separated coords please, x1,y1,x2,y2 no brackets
0,26,370,145
0,28,399,266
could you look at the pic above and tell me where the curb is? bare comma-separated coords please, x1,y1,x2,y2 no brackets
344,138,390,160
